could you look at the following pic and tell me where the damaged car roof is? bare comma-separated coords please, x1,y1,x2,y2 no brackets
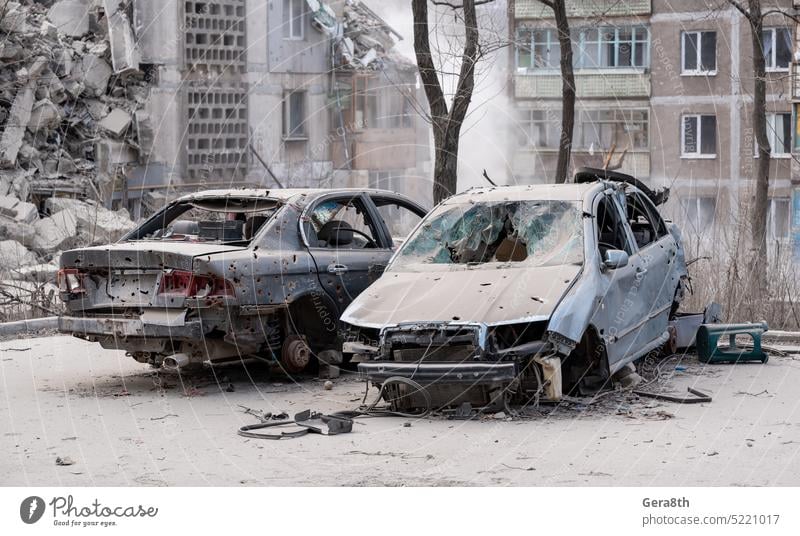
443,183,598,204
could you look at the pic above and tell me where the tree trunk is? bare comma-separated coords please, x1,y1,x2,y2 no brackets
747,0,770,295
551,0,575,184
412,0,479,205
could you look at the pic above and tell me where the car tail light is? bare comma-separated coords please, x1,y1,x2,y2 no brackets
157,270,234,297
57,269,86,294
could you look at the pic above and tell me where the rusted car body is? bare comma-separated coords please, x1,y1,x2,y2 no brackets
342,169,688,410
58,188,426,370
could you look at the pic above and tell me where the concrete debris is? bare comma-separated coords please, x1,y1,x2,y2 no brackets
47,0,90,38
98,108,132,137
32,209,78,252
104,0,140,73
45,197,135,243
0,240,38,270
311,0,407,71
0,0,144,302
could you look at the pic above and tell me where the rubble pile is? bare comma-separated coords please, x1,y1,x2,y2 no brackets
309,0,406,70
0,0,144,319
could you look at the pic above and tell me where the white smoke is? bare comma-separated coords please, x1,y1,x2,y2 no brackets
362,0,514,191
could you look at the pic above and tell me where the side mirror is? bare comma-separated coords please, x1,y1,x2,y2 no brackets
603,249,629,270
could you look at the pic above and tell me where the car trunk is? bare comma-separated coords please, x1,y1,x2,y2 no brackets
61,242,245,312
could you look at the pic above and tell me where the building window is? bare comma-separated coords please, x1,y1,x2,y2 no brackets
517,109,561,148
681,31,716,74
680,197,717,236
768,198,791,240
579,109,649,151
681,115,716,157
352,76,413,129
283,90,306,139
576,26,649,69
516,28,560,70
762,27,791,71
766,112,792,156
283,0,305,40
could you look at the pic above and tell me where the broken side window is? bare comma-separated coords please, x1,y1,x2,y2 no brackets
391,200,583,269
129,198,279,244
305,197,380,249
596,195,632,256
626,191,668,248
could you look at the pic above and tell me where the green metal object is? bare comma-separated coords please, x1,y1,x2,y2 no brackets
696,322,769,364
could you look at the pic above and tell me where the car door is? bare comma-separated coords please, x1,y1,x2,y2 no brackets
623,190,676,344
303,193,392,314
367,193,427,272
590,191,647,369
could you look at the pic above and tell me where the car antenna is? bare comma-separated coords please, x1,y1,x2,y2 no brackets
482,169,497,187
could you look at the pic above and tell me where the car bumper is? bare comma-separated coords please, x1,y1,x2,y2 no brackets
357,361,517,384
59,315,205,340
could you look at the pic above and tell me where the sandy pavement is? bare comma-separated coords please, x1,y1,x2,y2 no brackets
2,335,800,486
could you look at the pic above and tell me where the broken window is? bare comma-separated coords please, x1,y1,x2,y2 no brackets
682,115,716,157
352,76,413,129
392,200,583,269
129,198,279,244
682,31,716,73
516,27,560,70
370,196,424,248
626,192,667,249
305,198,380,249
283,0,305,39
596,195,632,256
762,27,791,71
283,90,307,139
517,109,560,148
579,109,648,151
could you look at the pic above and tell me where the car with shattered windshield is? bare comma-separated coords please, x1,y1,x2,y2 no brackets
342,169,688,411
57,188,426,372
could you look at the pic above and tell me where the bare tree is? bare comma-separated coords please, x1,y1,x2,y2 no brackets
726,0,771,294
413,0,480,204
537,0,575,183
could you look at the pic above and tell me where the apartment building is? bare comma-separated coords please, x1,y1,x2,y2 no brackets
123,0,430,214
508,0,800,256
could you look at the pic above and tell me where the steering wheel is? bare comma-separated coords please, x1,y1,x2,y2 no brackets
348,228,378,248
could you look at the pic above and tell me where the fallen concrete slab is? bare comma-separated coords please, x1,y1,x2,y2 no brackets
98,108,132,137
32,209,78,252
0,239,38,270
47,0,90,37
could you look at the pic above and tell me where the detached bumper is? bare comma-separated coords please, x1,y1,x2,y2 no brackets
59,315,205,340
357,361,517,384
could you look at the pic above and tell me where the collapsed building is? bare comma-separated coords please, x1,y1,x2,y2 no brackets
0,0,431,320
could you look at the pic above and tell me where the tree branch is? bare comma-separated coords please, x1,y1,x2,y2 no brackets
412,0,448,121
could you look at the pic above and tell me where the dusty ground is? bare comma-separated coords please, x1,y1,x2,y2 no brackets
1,334,800,486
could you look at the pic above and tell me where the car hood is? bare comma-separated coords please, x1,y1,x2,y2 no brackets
60,241,246,271
341,264,582,328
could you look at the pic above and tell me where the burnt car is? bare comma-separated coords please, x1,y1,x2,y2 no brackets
341,169,688,410
58,188,426,371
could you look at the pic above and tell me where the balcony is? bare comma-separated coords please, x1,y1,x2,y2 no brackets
514,70,650,99
514,0,651,19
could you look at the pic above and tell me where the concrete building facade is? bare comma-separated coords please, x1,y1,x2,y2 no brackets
124,0,431,215
508,0,800,257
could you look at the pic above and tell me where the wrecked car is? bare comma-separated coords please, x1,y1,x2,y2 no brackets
57,188,426,371
342,168,688,411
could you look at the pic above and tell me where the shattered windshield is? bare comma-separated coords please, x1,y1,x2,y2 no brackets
390,200,583,269
127,198,279,245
